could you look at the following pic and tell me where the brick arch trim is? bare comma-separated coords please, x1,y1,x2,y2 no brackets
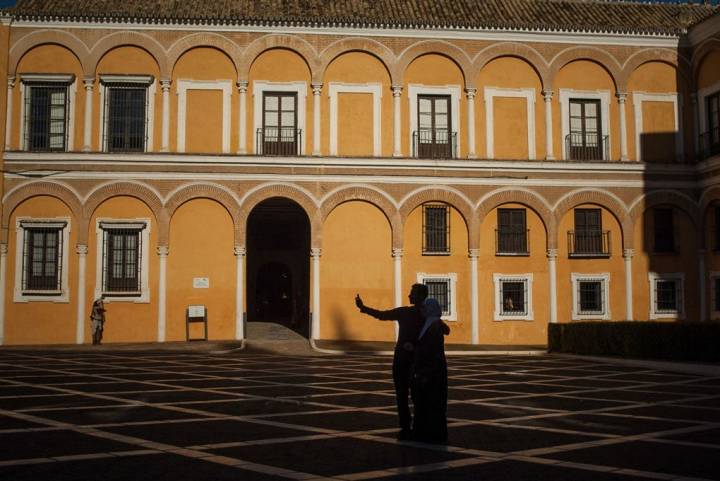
9,29,89,76
629,190,700,229
87,31,169,78
553,189,631,249
476,188,552,246
691,38,720,87
547,46,622,91
471,42,550,90
317,37,396,85
167,32,242,78
239,34,319,82
394,40,473,88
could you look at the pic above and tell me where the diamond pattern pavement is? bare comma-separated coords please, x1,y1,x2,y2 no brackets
0,350,718,481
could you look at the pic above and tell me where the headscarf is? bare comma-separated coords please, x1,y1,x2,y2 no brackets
419,298,442,339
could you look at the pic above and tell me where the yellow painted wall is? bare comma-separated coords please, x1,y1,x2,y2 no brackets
553,60,619,161
403,205,470,344
640,101,676,163
478,204,549,344
12,45,84,150
4,197,77,345
404,54,466,157
321,201,394,341
478,56,544,160
322,52,392,157
697,50,720,91
94,46,162,152
248,49,311,155
166,199,235,341
556,204,626,322
171,47,237,153
86,196,158,343
186,90,223,153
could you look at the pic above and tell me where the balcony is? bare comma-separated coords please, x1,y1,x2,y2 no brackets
495,229,530,256
698,128,720,161
565,133,609,161
256,127,302,156
413,128,457,159
568,230,611,258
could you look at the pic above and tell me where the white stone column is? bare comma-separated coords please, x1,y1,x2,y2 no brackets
466,88,477,159
623,248,634,321
157,246,168,342
543,90,555,160
312,84,322,156
311,248,321,340
617,92,629,161
237,81,248,155
469,249,479,344
234,246,246,340
547,249,558,323
699,249,707,321
392,248,402,341
82,78,94,152
5,77,15,150
392,85,403,157
160,79,171,152
75,245,88,344
0,244,7,345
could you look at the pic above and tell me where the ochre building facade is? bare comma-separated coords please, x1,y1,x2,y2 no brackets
1,0,720,346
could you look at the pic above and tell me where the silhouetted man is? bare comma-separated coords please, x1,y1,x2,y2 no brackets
355,283,428,440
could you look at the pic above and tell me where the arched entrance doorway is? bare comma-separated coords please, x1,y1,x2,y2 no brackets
246,197,310,337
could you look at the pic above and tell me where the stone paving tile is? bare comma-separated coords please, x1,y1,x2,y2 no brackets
110,389,242,403
0,394,128,410
502,413,700,436
611,405,720,423
446,423,602,452
659,427,720,445
0,429,138,460
25,405,204,425
175,398,328,416
446,401,545,421
488,395,631,411
266,410,398,431
0,413,44,430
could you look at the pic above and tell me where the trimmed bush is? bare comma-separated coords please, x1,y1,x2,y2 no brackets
548,322,720,362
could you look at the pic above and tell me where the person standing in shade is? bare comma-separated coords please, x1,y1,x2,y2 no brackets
355,283,428,440
411,297,449,443
90,296,106,345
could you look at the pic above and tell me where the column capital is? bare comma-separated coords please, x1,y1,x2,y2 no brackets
234,246,246,257
546,248,558,259
623,248,635,259
542,89,554,100
616,91,628,102
311,83,323,95
156,246,169,257
83,77,95,89
310,247,322,258
465,87,477,99
468,248,480,258
236,80,248,93
76,244,88,255
391,85,403,96
160,79,172,91
0,243,7,255
7,76,16,89
392,248,403,258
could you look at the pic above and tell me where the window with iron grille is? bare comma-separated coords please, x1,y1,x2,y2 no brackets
104,84,147,152
649,272,683,319
493,274,533,320
708,91,719,155
423,204,450,254
417,272,457,320
24,84,69,152
22,226,63,292
656,280,678,312
573,208,604,255
497,208,528,255
653,208,675,253
568,99,603,160
571,273,610,320
417,95,453,159
102,227,143,294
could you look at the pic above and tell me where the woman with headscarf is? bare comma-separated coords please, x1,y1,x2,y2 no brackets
411,297,449,443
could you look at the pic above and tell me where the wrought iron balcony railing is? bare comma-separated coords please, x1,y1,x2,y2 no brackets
568,230,611,257
495,229,530,255
412,128,457,159
256,127,302,156
698,128,720,161
565,133,609,161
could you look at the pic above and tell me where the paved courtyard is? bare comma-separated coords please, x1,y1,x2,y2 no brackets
0,349,718,481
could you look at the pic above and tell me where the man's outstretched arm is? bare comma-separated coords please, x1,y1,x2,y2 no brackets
355,294,404,321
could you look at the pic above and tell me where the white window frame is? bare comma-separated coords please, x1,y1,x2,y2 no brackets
559,89,611,161
99,75,156,152
253,81,307,155
95,218,150,303
648,272,684,320
416,272,458,321
176,79,233,154
19,74,77,152
408,84,462,158
328,82,382,157
632,92,683,162
571,273,611,320
493,273,534,321
483,87,536,160
14,218,70,303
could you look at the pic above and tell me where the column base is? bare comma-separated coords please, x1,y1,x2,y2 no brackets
392,152,403,158
545,155,555,161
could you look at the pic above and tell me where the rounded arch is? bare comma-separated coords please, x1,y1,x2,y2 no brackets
1,182,83,243
167,32,242,78
476,188,552,239
692,38,720,88
399,186,475,249
548,46,622,91
395,40,473,88
239,34,319,82
700,186,720,244
471,42,550,89
87,31,169,78
553,189,631,249
238,183,319,248
319,185,401,248
620,49,690,93
318,37,396,84
9,29,90,76
629,190,700,228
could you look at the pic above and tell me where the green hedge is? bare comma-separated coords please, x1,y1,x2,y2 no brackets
548,322,720,362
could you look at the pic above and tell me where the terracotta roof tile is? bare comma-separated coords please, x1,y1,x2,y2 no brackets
5,0,719,35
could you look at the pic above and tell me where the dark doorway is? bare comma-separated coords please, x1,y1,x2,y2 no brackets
246,197,310,336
